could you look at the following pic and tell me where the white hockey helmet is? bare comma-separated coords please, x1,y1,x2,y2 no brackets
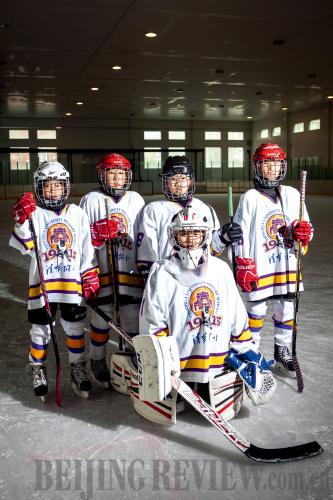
168,206,211,269
33,161,70,209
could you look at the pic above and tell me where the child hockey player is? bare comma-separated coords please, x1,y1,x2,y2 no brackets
9,161,99,399
136,155,242,281
233,143,312,375
138,206,275,418
80,153,145,386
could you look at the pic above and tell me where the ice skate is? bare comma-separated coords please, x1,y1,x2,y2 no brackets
274,344,296,378
70,361,92,399
31,363,48,402
90,358,111,388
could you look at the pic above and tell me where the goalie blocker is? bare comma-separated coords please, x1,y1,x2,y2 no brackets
110,335,260,426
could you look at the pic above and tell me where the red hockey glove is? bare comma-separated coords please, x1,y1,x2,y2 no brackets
82,270,100,300
90,218,122,247
12,192,36,224
291,220,312,246
235,257,259,292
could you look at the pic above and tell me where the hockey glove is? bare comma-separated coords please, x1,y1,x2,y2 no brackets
291,220,312,246
225,348,273,391
82,270,100,300
218,222,243,245
12,192,36,224
90,218,124,247
235,257,259,292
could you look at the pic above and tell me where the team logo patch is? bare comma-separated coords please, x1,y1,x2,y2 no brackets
189,286,215,317
110,212,128,234
47,223,73,250
265,214,285,241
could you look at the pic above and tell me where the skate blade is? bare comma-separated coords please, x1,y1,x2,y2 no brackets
71,383,90,399
274,362,296,379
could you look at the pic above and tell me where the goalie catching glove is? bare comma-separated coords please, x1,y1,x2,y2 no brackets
12,192,36,224
235,257,259,292
226,349,276,406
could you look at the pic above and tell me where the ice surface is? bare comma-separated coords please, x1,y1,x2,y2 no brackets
0,195,332,500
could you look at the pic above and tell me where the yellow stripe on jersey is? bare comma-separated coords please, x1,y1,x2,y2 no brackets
258,271,298,288
153,329,169,337
231,327,252,342
180,353,227,371
100,272,143,288
248,317,264,328
29,280,82,298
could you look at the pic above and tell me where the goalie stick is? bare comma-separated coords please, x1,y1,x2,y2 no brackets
28,214,62,407
88,301,323,463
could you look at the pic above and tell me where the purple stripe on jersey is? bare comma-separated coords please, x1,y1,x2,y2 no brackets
180,352,228,361
182,364,226,373
153,327,168,336
231,338,253,343
11,231,33,249
31,341,48,350
30,290,83,300
231,328,250,339
30,278,82,288
81,266,98,276
256,279,301,291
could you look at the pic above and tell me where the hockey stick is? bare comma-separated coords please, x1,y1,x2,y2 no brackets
292,170,307,393
88,302,323,463
227,185,237,281
105,197,123,351
28,215,62,407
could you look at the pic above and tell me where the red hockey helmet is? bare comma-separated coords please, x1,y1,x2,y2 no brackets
252,143,287,188
96,153,132,195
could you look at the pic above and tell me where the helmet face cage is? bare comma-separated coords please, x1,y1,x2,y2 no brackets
98,167,132,196
253,159,287,188
169,224,209,251
33,162,70,210
162,171,195,201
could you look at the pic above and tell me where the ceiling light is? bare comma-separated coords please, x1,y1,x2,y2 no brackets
175,88,184,93
247,116,253,119
327,95,333,99
112,65,122,70
65,112,72,116
76,101,83,105
281,107,288,111
55,126,62,129
145,32,157,38
90,87,99,91
0,22,8,30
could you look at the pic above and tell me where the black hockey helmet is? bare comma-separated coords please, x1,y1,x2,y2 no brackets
162,155,195,201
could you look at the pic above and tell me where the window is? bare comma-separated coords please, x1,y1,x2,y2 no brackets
272,126,281,137
38,147,58,163
228,131,244,140
144,131,161,140
307,156,319,167
168,130,185,140
9,129,29,139
205,131,221,141
205,147,221,168
144,148,161,169
293,122,304,133
228,147,244,168
37,130,57,140
260,129,269,139
309,119,320,131
168,147,185,157
10,149,30,170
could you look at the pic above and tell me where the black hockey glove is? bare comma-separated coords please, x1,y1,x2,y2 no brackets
219,222,243,245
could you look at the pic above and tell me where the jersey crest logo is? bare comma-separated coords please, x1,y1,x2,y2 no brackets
189,286,215,317
47,223,73,250
265,214,285,241
110,212,129,234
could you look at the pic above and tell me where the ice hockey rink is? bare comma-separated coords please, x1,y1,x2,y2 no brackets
0,193,332,500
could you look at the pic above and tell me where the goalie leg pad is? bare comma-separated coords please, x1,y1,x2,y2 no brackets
130,369,176,427
132,335,180,402
209,369,244,421
110,351,137,395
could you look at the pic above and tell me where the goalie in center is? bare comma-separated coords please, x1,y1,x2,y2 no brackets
122,206,276,426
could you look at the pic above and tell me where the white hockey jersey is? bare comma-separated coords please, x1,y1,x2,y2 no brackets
80,190,145,298
233,186,312,301
9,204,98,310
139,255,252,383
136,198,220,268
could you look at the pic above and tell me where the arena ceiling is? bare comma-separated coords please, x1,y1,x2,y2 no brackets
1,0,333,121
